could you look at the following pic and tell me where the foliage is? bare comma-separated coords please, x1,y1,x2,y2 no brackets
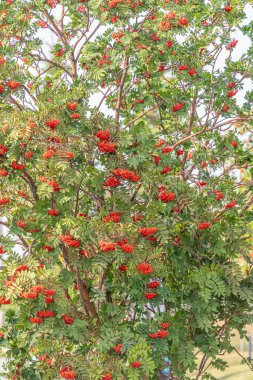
0,0,252,379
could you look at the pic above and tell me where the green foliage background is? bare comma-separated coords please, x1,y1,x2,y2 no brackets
0,0,252,379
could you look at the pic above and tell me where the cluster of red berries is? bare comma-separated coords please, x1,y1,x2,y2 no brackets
113,343,123,354
225,200,236,209
59,367,77,379
213,190,223,201
104,211,121,223
95,130,110,141
25,151,33,159
21,287,56,304
161,146,173,154
44,289,56,304
161,166,172,174
147,280,160,289
131,214,143,222
99,239,133,253
4,265,29,289
62,314,74,325
145,280,160,300
0,144,9,155
55,48,65,57
137,262,153,274
158,12,188,31
0,197,10,206
37,310,55,318
118,241,133,253
148,323,170,339
101,374,113,380
18,190,28,198
98,141,116,153
16,220,27,228
97,53,111,68
48,209,60,216
11,161,26,170
95,129,116,153
43,148,74,160
145,292,157,300
138,227,158,236
45,118,60,130
112,31,124,43
47,0,59,7
40,177,61,192
178,65,197,77
67,101,78,111
21,291,37,300
30,309,55,324
42,245,54,252
59,235,81,248
198,222,211,230
107,0,141,9
227,90,238,98
104,168,140,187
99,241,116,252
112,168,140,182
38,354,52,366
7,81,21,90
104,177,121,187
158,187,176,202
172,102,184,112
0,168,8,176
226,39,238,50
80,249,90,257
0,246,6,255
0,297,10,305
224,4,233,11
131,361,141,368
37,20,48,28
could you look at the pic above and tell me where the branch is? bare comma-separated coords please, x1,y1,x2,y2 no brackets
16,234,29,249
188,90,198,132
97,83,116,111
76,267,100,321
0,221,8,227
76,22,102,62
130,184,141,202
8,96,24,111
74,173,86,217
60,244,99,321
42,10,69,48
73,9,90,52
204,45,223,126
28,53,73,79
195,353,208,380
233,346,253,371
172,118,247,150
21,85,37,104
21,171,39,201
123,102,163,130
241,194,253,213
115,54,129,130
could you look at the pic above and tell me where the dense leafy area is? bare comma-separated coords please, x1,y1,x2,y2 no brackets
0,0,252,379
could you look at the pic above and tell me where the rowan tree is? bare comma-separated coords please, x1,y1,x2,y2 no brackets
0,0,253,379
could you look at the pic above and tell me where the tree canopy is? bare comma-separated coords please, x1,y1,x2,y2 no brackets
0,0,253,379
